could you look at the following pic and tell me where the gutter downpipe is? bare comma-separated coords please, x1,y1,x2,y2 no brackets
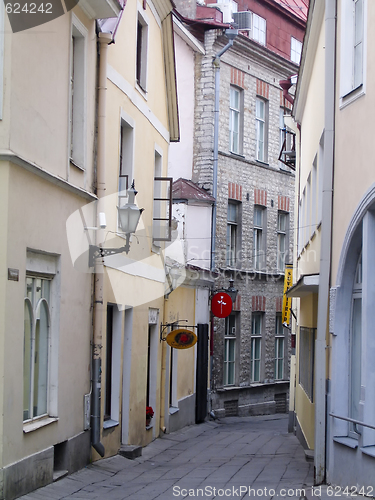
91,31,112,458
314,0,336,484
211,29,238,272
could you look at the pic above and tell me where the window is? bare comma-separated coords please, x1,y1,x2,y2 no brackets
251,313,262,382
256,98,267,162
350,254,362,436
275,314,284,380
253,206,265,271
70,18,87,169
277,212,287,272
318,134,324,224
306,173,311,245
24,277,52,421
119,119,134,208
229,86,242,154
136,12,148,92
104,304,122,426
311,156,317,231
253,13,266,45
153,175,172,243
340,0,365,100
291,37,302,64
299,327,315,401
224,314,237,386
227,202,239,266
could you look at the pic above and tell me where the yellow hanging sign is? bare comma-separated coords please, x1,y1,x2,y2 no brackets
165,329,198,349
282,264,293,326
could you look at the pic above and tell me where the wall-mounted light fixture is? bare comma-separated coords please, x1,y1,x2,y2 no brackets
89,181,144,267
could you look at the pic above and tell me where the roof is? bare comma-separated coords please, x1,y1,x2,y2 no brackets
273,0,309,22
172,178,215,203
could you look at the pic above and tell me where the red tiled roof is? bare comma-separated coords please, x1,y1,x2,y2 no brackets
172,178,215,203
273,0,309,22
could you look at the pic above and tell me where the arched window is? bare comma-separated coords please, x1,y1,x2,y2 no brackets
23,277,51,422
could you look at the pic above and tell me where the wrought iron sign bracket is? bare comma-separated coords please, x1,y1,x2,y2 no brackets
160,320,197,342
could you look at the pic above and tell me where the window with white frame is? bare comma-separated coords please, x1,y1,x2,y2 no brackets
311,156,317,232
153,175,172,243
275,314,284,380
253,13,266,45
291,37,302,64
136,11,149,92
24,276,52,421
70,17,87,169
279,108,291,169
350,253,362,437
256,98,267,162
104,304,122,426
277,212,288,272
254,206,265,271
227,202,239,266
118,119,134,210
251,313,262,382
229,86,242,154
299,326,315,401
340,0,365,99
305,173,311,245
224,314,237,386
318,133,324,225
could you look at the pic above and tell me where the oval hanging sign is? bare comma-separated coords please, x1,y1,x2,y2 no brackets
166,329,198,349
211,292,233,318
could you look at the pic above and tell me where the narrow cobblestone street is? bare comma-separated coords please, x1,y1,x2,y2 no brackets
18,415,346,500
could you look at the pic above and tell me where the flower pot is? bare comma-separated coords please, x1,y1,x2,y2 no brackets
146,417,152,427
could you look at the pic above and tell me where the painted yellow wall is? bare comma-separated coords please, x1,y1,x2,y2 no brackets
164,286,196,401
331,0,375,285
2,163,93,465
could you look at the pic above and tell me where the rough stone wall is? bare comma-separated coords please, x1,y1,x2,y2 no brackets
193,30,297,415
173,0,197,19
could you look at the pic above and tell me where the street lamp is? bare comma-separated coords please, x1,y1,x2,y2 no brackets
89,181,144,267
226,278,238,303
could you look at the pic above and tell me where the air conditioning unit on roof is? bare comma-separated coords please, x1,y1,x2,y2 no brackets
233,11,252,30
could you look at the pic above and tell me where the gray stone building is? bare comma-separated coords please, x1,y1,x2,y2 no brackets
175,1,305,417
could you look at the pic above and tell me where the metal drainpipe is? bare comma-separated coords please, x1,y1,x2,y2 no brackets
91,31,112,458
314,0,336,484
210,30,238,272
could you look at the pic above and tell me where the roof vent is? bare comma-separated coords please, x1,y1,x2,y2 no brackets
233,11,252,30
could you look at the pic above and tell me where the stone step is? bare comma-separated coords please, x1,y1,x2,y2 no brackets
119,445,142,460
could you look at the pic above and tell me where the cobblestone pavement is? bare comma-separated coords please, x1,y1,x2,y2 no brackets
18,415,353,500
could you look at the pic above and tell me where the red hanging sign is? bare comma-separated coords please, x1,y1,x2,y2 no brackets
211,292,232,318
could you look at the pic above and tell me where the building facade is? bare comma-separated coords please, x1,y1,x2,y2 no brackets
181,0,306,417
0,1,121,498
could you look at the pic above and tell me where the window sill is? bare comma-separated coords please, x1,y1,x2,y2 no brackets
333,436,358,449
255,160,269,167
23,416,58,434
135,82,148,100
70,158,85,171
361,446,375,458
229,151,245,159
146,424,153,430
340,84,364,109
169,406,179,415
103,419,119,430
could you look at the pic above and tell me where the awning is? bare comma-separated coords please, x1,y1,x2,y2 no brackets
286,274,319,297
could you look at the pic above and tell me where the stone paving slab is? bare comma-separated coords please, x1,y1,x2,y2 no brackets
18,415,361,500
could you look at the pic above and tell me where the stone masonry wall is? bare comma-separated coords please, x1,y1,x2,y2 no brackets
193,30,297,416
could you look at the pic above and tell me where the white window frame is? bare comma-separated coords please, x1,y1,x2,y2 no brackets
254,206,265,271
256,98,267,163
299,326,315,402
277,212,287,272
229,86,242,154
305,173,311,246
253,13,266,45
227,201,239,266
340,0,367,106
136,9,149,94
291,37,302,64
69,14,87,171
311,156,318,233
23,251,60,429
275,313,284,380
349,254,362,438
251,313,262,382
224,314,237,386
